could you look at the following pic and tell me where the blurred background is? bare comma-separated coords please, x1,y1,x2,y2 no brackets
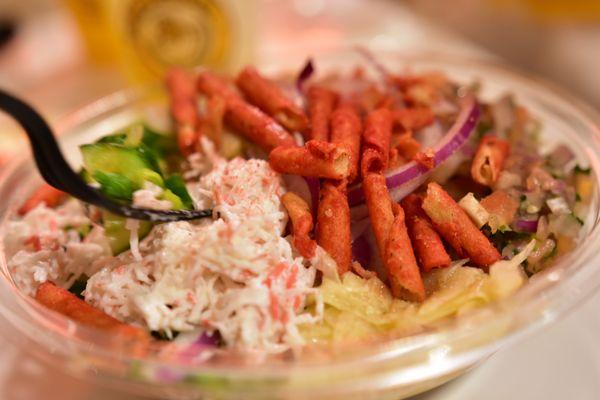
0,1,599,398
0,1,598,135
1,0,599,124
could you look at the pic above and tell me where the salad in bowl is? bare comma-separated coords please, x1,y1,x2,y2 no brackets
0,50,598,399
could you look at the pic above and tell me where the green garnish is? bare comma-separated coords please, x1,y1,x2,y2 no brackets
574,165,591,175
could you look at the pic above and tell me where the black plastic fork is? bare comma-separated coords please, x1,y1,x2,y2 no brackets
0,89,212,222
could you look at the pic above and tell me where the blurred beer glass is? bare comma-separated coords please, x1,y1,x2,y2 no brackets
63,0,256,83
493,0,600,22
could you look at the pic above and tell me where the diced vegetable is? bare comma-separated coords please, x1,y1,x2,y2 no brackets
458,192,490,228
92,171,134,200
164,175,194,209
81,143,163,188
103,211,152,255
81,124,194,211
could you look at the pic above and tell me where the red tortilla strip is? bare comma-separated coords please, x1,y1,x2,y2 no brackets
197,95,226,150
316,180,352,275
196,70,238,100
393,73,448,107
282,192,316,258
401,194,451,272
330,104,362,181
363,108,393,169
350,85,387,114
236,66,308,132
393,107,434,131
413,148,435,169
307,85,338,141
362,170,394,258
392,131,421,160
35,282,147,340
362,116,425,300
385,204,426,301
389,132,422,169
166,68,200,156
471,135,510,186
225,99,296,151
197,71,296,151
361,145,386,175
422,183,501,269
269,140,350,179
388,148,406,170
19,184,66,215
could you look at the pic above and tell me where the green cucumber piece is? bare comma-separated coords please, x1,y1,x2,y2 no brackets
81,143,164,188
160,189,184,210
97,133,127,145
103,212,152,255
92,171,134,200
164,174,193,209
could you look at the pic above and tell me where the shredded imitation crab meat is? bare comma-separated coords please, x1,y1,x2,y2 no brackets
84,156,324,351
4,200,111,296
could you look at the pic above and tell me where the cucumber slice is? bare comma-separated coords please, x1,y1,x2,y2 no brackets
92,171,134,200
160,189,184,210
97,133,127,145
103,211,152,255
81,124,194,212
80,143,164,188
164,174,194,209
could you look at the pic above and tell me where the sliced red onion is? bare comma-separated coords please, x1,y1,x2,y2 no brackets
195,331,220,346
296,58,314,92
514,218,539,233
348,96,480,207
459,142,476,158
176,331,219,363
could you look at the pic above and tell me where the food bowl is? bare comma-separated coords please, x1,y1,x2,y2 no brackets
1,51,600,400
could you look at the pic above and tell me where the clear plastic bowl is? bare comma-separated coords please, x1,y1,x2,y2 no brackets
1,52,600,400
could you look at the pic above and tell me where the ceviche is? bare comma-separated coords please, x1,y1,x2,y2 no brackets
3,54,592,357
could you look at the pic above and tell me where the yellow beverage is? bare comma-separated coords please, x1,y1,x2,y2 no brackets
493,0,600,23
64,0,256,84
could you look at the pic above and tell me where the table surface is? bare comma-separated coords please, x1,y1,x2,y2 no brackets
0,1,598,399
